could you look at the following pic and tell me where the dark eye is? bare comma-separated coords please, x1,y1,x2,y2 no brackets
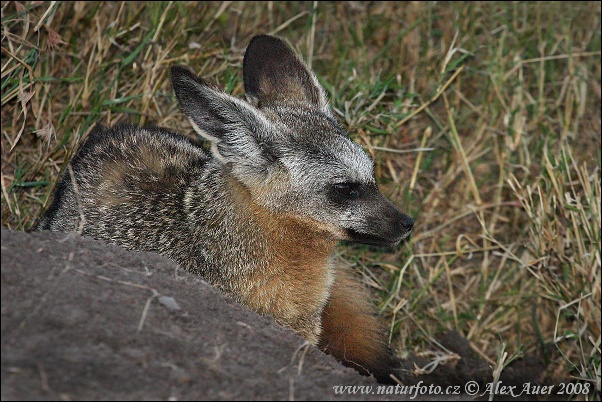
333,183,361,200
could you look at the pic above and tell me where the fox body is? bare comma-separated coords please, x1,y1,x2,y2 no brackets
35,35,414,382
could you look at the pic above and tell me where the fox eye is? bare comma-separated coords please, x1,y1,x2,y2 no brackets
333,183,361,200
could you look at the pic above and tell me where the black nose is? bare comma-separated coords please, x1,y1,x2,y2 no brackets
399,213,414,233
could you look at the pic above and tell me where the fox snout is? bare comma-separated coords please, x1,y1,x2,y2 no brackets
342,188,414,248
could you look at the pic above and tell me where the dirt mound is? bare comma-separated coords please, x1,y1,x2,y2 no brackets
1,229,436,400
2,229,551,400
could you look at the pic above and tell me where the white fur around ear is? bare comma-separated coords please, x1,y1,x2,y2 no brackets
186,117,227,163
171,65,278,172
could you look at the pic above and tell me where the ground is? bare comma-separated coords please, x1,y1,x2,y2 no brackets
2,229,561,401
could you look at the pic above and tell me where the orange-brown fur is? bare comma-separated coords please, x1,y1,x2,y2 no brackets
319,268,395,381
225,174,338,344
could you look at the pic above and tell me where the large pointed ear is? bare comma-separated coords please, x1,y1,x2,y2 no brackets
243,35,330,113
170,65,278,177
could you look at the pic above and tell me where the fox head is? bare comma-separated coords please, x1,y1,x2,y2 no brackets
171,35,413,247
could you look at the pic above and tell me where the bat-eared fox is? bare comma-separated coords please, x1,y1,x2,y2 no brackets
35,34,414,383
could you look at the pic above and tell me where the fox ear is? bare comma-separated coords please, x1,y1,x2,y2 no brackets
170,65,277,173
243,35,330,113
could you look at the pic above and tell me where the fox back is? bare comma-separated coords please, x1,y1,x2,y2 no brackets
36,35,414,383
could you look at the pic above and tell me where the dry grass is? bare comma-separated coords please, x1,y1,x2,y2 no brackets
2,1,600,398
